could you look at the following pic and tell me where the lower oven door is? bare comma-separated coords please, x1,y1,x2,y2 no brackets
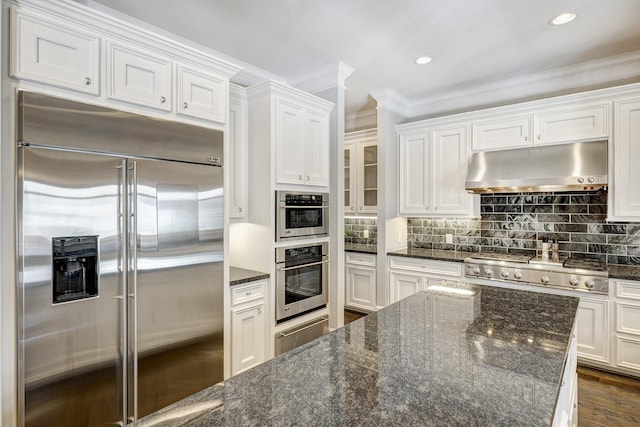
276,255,329,322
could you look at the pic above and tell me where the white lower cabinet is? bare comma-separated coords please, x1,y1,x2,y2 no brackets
553,327,578,427
388,256,463,304
576,296,610,364
230,280,267,375
345,252,376,311
613,279,640,374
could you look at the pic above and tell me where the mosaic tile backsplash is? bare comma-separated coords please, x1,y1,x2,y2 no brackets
407,191,640,266
345,217,377,245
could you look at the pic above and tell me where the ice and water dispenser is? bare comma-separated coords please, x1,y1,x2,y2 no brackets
52,236,98,303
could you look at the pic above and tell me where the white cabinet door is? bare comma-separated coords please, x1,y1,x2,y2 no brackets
345,265,376,311
433,126,471,215
177,65,227,123
535,103,609,145
231,302,265,375
611,99,640,220
344,143,356,214
399,133,431,214
109,43,172,111
576,297,609,364
229,86,248,218
11,10,100,95
389,271,424,303
357,141,378,214
275,98,305,184
304,109,330,186
471,115,532,151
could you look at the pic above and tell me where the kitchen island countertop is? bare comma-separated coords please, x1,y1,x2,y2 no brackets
140,282,578,426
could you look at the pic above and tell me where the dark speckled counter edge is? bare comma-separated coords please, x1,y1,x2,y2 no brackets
230,266,270,286
387,247,473,263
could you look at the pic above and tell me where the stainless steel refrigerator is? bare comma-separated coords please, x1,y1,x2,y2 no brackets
17,91,224,426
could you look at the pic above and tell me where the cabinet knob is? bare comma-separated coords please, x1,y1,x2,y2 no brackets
160,96,167,104
298,175,303,181
238,207,243,213
257,308,262,315
306,176,310,181
84,77,92,86
183,102,188,109
246,291,252,296
537,135,542,140
524,136,529,142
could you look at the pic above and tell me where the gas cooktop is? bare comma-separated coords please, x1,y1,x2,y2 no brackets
464,252,608,294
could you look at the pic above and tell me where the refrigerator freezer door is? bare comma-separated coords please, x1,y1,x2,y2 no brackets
19,147,126,426
132,159,224,418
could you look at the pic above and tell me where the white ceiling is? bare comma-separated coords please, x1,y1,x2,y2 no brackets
79,0,640,119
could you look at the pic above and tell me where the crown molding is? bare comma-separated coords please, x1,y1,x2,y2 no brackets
369,88,410,116
405,49,640,118
291,61,356,95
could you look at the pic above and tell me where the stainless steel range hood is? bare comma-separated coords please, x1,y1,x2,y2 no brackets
465,140,607,193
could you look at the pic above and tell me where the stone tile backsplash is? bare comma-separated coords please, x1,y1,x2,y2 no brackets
407,191,640,266
345,217,377,245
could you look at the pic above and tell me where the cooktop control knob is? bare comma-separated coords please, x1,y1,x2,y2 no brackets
501,270,509,279
577,177,584,183
585,279,595,289
513,270,522,280
472,266,481,274
484,268,493,278
588,177,595,183
569,278,579,287
541,275,550,285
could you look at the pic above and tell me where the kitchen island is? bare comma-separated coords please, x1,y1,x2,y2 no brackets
140,283,579,426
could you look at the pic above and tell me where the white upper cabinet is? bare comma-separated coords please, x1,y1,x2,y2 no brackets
9,4,240,126
302,108,330,186
610,97,640,220
399,132,431,215
177,65,227,123
229,84,248,218
109,43,172,111
275,99,330,186
398,124,477,217
472,115,531,151
344,129,378,215
10,9,100,95
246,82,332,188
471,102,609,151
535,103,608,145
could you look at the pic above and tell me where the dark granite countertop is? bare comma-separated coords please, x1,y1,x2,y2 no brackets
608,264,640,281
229,266,269,286
344,243,377,254
140,282,579,427
387,247,474,263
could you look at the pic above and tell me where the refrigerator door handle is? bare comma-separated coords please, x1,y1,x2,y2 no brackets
126,160,138,423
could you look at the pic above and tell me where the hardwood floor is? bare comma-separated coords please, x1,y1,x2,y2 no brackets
344,311,640,426
578,366,640,427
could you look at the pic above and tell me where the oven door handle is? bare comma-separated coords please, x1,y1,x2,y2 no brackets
277,259,330,272
280,204,330,209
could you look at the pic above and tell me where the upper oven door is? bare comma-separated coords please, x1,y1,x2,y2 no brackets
276,192,328,240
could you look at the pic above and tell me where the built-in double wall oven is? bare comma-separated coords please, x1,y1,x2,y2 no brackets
275,242,329,323
276,191,328,241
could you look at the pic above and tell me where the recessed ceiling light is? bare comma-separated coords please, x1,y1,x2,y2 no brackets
414,56,433,65
549,12,577,26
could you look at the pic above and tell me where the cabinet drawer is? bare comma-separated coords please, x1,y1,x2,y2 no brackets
11,9,100,95
345,252,376,266
231,280,266,306
616,302,640,335
615,280,640,301
389,256,462,277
